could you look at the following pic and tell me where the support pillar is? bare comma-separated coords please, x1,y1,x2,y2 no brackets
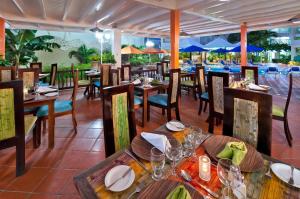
112,29,121,69
240,22,247,66
0,18,5,59
170,10,180,69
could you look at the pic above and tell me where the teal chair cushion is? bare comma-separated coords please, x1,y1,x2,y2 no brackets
134,96,143,106
200,92,209,100
148,94,168,107
39,81,49,87
93,80,101,87
272,105,284,117
24,107,38,113
37,100,72,117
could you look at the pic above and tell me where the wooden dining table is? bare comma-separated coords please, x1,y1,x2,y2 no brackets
73,123,300,199
24,95,56,148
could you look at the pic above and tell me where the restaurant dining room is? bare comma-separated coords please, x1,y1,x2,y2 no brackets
1,0,300,198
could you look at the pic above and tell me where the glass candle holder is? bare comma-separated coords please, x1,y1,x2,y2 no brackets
199,155,211,181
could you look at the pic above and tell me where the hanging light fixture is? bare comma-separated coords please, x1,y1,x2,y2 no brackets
146,40,154,48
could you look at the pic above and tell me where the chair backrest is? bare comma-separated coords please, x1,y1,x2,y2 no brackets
196,66,206,95
50,63,58,86
70,65,78,110
241,66,258,84
18,68,39,89
168,69,181,105
102,84,136,157
156,62,165,76
207,71,229,116
30,62,42,72
100,64,111,88
284,73,293,117
121,64,131,81
0,66,16,82
110,69,120,86
223,88,272,155
0,80,24,142
161,61,169,73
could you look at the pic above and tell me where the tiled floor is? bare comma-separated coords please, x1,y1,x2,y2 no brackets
0,75,300,198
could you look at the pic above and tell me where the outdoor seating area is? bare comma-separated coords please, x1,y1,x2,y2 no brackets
1,0,300,199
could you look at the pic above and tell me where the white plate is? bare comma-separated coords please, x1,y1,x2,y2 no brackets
166,121,185,132
45,92,58,97
104,165,135,192
271,163,300,188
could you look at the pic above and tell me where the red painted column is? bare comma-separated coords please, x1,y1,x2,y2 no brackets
0,18,5,59
170,10,180,69
240,22,247,66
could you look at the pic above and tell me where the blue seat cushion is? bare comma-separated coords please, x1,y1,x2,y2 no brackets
93,80,101,87
24,107,38,113
148,94,168,107
200,92,209,100
37,100,73,117
39,81,49,87
134,96,143,106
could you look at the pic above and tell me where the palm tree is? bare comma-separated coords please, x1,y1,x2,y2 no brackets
5,29,60,68
68,45,98,64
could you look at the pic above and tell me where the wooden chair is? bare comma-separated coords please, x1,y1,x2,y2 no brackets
223,88,272,155
110,68,120,86
0,80,39,176
30,62,42,73
196,66,209,115
161,61,169,80
272,73,293,146
147,68,181,121
241,66,258,84
18,68,39,89
156,62,166,79
207,71,229,133
93,64,111,97
181,73,197,100
121,64,131,81
0,66,16,82
102,84,136,157
49,63,58,86
36,68,78,134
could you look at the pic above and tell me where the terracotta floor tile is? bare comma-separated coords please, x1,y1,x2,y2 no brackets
0,191,29,199
89,119,103,128
68,138,96,151
77,152,106,169
57,151,88,169
57,194,80,199
28,193,59,199
83,128,102,139
31,149,66,168
91,139,105,152
0,166,18,189
6,168,49,192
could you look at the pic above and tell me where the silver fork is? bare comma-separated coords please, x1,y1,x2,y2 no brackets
288,166,294,185
265,161,272,178
127,182,145,199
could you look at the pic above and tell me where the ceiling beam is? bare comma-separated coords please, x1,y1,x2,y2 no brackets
11,0,25,15
62,0,73,21
38,0,47,19
183,10,236,24
132,0,176,9
77,0,102,22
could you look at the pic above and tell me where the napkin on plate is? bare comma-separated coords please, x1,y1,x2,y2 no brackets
166,185,191,199
37,86,57,94
132,79,141,85
141,132,171,153
217,142,248,165
248,83,266,91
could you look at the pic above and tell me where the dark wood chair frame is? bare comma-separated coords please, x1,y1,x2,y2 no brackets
18,68,40,87
207,71,229,133
161,61,169,80
196,66,209,115
0,80,39,176
102,83,137,157
0,66,16,81
93,64,111,97
273,73,293,146
241,66,259,85
110,68,120,86
223,88,273,155
49,63,58,86
30,62,42,73
147,68,181,122
121,64,131,81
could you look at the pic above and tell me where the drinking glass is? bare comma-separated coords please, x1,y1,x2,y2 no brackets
217,159,232,187
34,83,40,96
151,147,165,181
182,138,193,158
165,142,182,176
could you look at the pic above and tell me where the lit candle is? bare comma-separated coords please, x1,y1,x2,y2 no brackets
199,155,211,181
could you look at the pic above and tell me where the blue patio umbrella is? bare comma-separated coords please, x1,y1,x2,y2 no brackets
211,48,230,53
180,45,208,52
229,45,264,52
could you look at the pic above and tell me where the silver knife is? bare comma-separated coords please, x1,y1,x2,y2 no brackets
107,167,132,189
125,150,151,173
193,180,219,198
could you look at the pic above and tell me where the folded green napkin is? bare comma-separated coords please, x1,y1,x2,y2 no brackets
151,79,161,85
217,142,247,165
166,185,191,199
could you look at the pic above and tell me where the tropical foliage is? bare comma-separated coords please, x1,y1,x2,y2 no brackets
5,29,60,67
68,44,98,64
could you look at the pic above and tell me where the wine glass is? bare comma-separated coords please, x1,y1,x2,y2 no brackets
217,159,232,187
165,141,182,176
151,147,165,181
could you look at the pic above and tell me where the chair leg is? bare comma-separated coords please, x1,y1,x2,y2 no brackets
33,119,41,148
208,116,214,133
147,102,150,121
167,108,172,121
16,136,25,176
285,119,293,140
72,109,78,134
198,100,203,115
162,108,165,115
175,105,181,121
203,101,208,112
83,87,89,96
193,88,197,101
284,120,292,146
42,119,46,135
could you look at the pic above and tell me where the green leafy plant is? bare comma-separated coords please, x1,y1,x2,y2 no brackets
68,44,98,64
89,54,101,61
102,51,116,64
0,58,11,66
5,29,60,67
